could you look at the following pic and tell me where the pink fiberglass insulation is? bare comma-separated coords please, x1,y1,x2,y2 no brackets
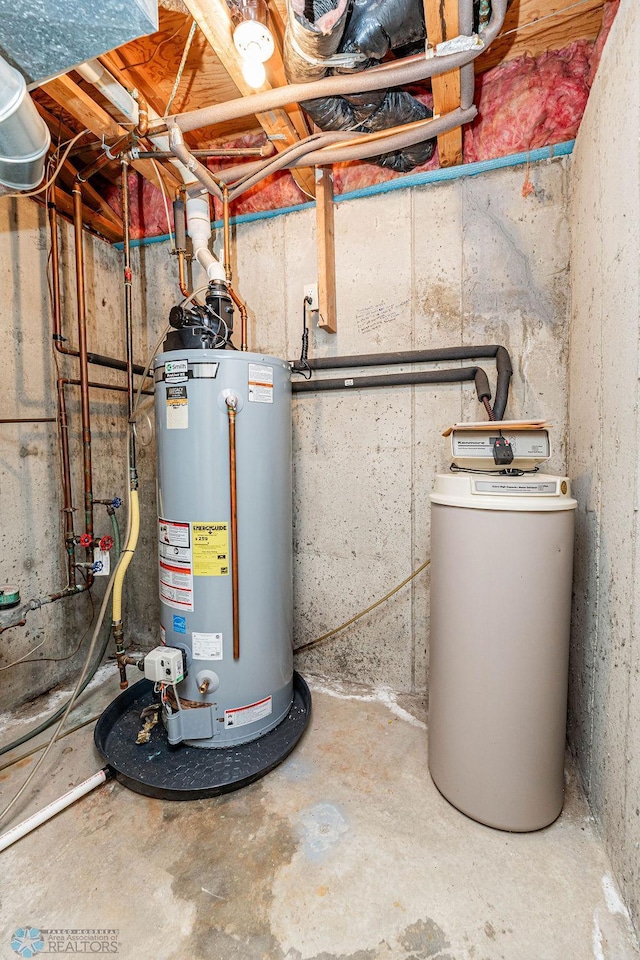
462,40,593,163
105,1,618,239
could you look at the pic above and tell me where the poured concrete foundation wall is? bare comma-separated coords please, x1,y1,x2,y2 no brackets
0,201,154,711
139,158,572,693
0,158,573,714
568,0,640,932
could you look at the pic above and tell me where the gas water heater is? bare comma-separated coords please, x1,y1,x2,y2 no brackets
95,282,310,798
150,284,297,747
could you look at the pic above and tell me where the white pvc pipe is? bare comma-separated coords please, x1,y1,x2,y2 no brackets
187,196,226,282
0,768,109,853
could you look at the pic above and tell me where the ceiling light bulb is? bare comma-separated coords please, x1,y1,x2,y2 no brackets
241,57,266,89
233,19,275,63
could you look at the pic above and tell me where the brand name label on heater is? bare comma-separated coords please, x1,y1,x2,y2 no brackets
473,480,559,496
224,696,272,729
192,632,223,660
165,359,189,383
248,363,273,403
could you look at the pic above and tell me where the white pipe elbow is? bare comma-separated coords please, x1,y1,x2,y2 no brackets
187,196,226,283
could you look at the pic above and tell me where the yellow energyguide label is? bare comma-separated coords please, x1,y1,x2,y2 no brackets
192,522,229,576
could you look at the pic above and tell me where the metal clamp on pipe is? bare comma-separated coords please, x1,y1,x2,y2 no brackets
226,395,241,661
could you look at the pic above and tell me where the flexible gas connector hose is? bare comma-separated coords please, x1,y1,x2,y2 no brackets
112,488,140,623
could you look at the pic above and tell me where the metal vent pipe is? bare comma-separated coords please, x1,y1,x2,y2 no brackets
0,56,50,194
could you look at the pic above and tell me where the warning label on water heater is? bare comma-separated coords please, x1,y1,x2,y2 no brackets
248,363,273,403
224,696,272,729
158,518,193,611
166,384,188,429
192,522,229,576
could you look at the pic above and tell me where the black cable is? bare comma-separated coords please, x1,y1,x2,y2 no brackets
449,464,540,477
296,296,312,380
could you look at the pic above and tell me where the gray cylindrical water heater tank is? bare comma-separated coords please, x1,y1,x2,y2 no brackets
428,473,577,832
154,348,293,749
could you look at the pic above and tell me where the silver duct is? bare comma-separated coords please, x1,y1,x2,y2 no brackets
0,56,50,194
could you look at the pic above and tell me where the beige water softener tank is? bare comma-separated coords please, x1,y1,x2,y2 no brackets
428,473,577,831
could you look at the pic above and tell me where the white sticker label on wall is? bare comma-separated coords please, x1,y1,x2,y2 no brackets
158,518,193,611
224,696,272,729
248,363,274,404
92,547,110,576
192,632,223,660
165,359,188,383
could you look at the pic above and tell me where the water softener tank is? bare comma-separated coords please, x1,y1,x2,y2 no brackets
428,473,577,831
154,348,293,748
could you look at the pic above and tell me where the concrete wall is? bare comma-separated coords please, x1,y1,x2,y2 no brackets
0,200,153,711
140,158,572,694
568,0,640,931
0,156,572,716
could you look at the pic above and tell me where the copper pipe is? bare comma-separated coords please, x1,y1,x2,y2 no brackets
226,396,240,661
221,187,248,350
56,378,76,588
228,285,248,353
76,135,132,182
132,90,149,137
48,201,147,376
222,185,232,283
72,185,94,581
177,250,190,298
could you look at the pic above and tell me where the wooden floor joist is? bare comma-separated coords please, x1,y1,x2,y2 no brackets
182,0,316,198
424,0,464,168
40,74,181,193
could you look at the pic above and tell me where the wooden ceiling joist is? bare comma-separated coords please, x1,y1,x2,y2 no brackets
40,74,181,193
182,0,316,198
424,0,464,168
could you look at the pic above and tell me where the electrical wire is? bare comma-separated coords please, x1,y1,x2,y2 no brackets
151,159,175,252
132,323,170,421
0,639,47,671
294,557,431,654
497,0,597,39
164,19,198,117
0,565,116,822
3,130,90,199
17,591,96,665
0,712,101,775
131,284,213,422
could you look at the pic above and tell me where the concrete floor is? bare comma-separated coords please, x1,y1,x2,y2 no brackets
0,670,639,960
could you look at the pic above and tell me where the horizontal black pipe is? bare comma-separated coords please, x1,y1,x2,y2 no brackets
0,417,56,424
87,352,147,377
292,366,491,399
291,345,512,419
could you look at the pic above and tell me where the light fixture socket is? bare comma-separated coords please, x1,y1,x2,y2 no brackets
232,0,275,64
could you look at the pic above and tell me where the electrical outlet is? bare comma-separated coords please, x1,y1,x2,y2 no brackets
304,283,319,311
